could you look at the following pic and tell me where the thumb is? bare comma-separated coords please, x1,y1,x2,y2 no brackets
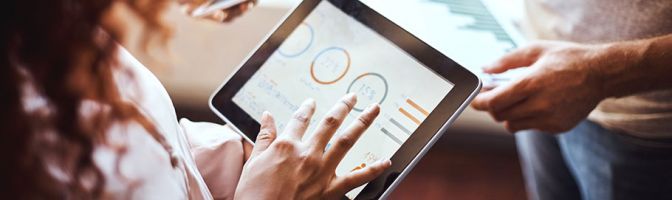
484,43,546,74
249,111,277,159
328,160,391,197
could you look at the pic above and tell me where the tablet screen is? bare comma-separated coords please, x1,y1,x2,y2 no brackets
232,1,454,198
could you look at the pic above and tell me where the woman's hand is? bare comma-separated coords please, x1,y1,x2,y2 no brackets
180,0,255,22
234,94,391,200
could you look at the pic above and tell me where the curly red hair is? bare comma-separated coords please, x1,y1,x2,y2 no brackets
0,0,173,198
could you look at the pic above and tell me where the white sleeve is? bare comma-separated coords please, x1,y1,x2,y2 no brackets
179,118,245,200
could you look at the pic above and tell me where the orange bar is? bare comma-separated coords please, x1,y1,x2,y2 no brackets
399,107,421,125
406,99,429,116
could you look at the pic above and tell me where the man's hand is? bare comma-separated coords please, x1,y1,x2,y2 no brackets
471,41,625,133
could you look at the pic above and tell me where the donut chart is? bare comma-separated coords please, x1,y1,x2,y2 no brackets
278,23,314,57
346,73,389,112
310,47,351,85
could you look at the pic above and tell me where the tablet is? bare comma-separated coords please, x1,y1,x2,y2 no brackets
210,0,481,199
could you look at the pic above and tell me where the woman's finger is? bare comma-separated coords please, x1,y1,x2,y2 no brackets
330,160,391,195
281,99,316,140
243,140,253,161
324,104,380,169
204,10,226,22
239,1,254,12
249,111,277,159
308,93,356,153
221,3,247,22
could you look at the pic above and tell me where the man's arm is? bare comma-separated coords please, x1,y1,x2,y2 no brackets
470,34,672,133
600,34,672,98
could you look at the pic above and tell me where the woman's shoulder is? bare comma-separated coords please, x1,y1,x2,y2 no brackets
98,46,215,199
113,46,185,143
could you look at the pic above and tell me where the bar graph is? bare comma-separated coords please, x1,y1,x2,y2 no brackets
389,118,411,135
431,0,517,49
381,127,403,145
406,99,429,116
398,98,429,126
376,98,434,146
399,107,421,125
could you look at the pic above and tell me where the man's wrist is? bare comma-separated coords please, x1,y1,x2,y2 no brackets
594,40,649,98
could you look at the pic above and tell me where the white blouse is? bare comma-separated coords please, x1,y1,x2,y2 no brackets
26,47,246,199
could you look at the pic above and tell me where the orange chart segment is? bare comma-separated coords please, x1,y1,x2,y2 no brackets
310,47,350,85
406,98,429,116
399,107,421,125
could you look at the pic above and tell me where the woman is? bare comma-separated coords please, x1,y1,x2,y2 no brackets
0,0,391,199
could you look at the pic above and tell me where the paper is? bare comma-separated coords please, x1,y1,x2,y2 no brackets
361,0,531,87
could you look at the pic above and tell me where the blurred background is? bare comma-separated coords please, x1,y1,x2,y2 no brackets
123,0,528,199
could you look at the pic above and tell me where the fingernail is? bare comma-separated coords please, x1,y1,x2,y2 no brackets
366,103,380,113
373,159,392,167
343,93,358,107
346,92,356,99
304,98,316,107
483,62,500,72
364,104,372,110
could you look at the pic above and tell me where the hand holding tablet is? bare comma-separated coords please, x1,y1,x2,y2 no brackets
236,95,392,199
186,0,255,22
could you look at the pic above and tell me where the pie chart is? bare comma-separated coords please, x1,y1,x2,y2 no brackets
310,47,351,85
347,73,389,112
278,23,314,57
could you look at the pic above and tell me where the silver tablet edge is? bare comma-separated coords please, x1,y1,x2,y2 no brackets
208,2,303,144
378,78,482,200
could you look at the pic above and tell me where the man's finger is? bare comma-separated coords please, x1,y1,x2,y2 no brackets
491,96,547,122
472,78,533,112
330,160,391,195
483,43,546,74
249,111,277,159
282,99,316,140
324,104,380,169
308,93,356,153
505,117,546,133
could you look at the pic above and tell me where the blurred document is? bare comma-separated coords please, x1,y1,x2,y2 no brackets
362,0,530,84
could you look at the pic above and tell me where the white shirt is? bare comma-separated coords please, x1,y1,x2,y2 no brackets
26,47,246,199
523,0,672,137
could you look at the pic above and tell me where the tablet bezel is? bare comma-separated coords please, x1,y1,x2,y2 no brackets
209,0,481,199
